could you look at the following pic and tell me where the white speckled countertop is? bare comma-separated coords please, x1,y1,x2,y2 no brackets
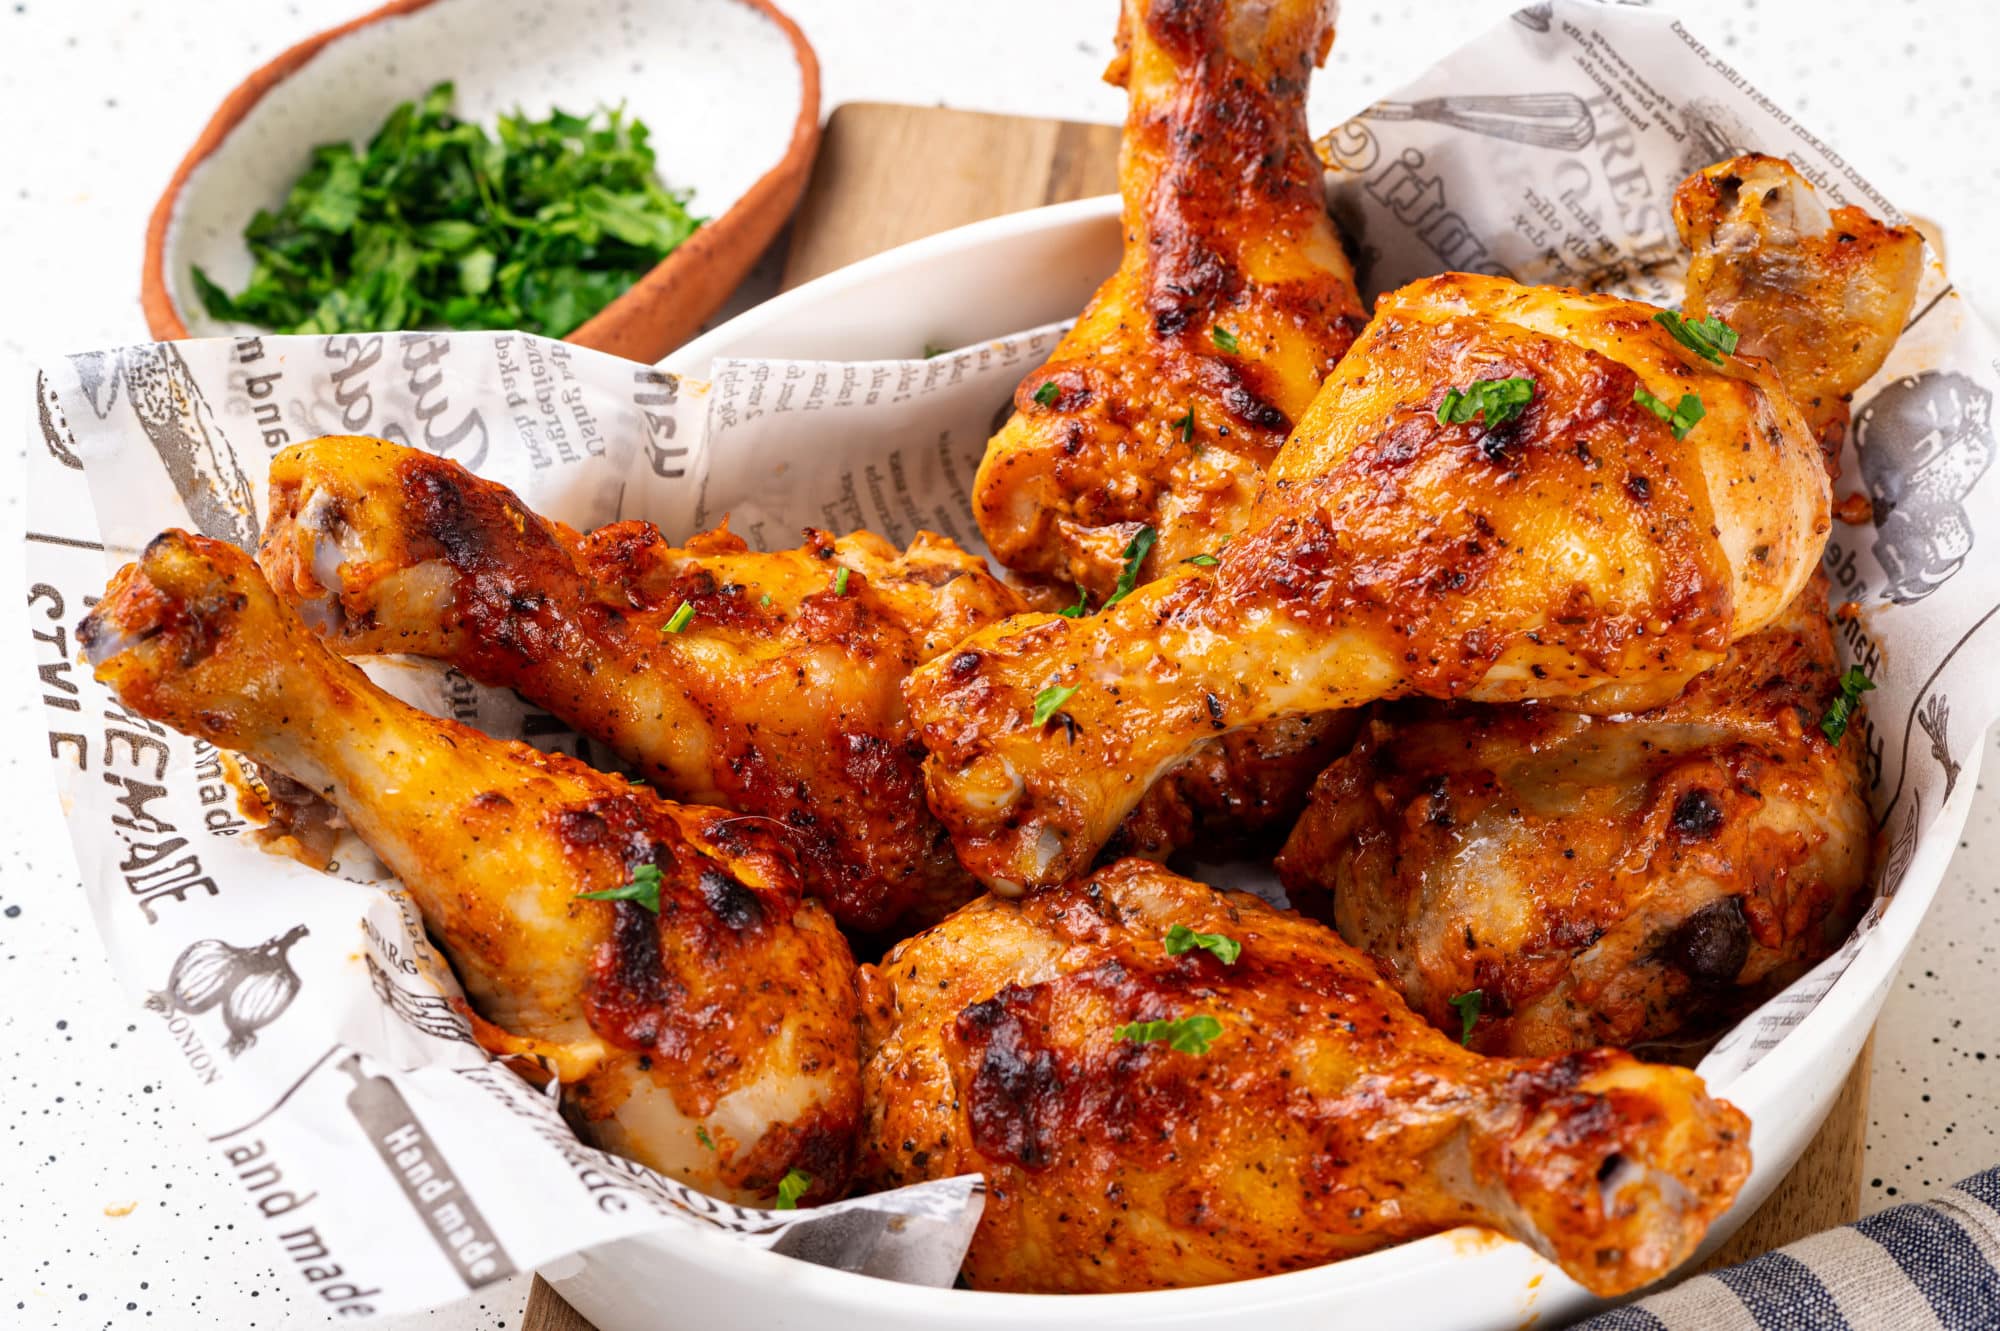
2,1,1997,1327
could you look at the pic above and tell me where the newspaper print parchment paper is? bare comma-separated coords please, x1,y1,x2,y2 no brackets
20,0,2000,1316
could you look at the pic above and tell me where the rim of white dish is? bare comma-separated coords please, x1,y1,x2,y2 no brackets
664,194,1123,374
638,194,1975,1314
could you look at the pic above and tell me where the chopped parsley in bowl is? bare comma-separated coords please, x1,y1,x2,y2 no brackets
192,81,703,338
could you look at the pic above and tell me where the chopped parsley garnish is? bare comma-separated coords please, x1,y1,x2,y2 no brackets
1116,1014,1223,1055
1183,552,1220,567
1101,525,1157,609
695,1124,716,1151
1820,666,1877,744
1437,376,1535,429
1174,408,1196,443
1211,326,1241,354
1056,527,1156,617
1447,988,1484,1045
832,566,851,596
1633,386,1705,440
1033,380,1061,407
191,81,702,338
774,1168,811,1210
1164,923,1241,965
1032,684,1078,728
1653,309,1740,364
661,600,694,634
577,862,662,913
759,592,773,607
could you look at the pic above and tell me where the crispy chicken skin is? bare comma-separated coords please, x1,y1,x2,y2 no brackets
973,0,1365,598
1276,573,1870,1055
1674,153,1923,443
860,860,1750,1295
258,435,1019,935
259,436,1343,922
1276,160,1916,1056
910,274,1831,892
81,532,861,1205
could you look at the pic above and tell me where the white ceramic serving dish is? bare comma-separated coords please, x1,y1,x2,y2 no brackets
527,197,1981,1331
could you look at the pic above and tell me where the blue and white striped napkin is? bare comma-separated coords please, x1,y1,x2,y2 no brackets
1578,1168,2000,1329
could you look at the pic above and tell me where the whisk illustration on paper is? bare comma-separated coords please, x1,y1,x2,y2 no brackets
1360,92,1594,150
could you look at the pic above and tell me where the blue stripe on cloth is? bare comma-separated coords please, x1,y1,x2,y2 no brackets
1952,1166,2000,1214
1573,1305,1669,1330
1854,1198,2000,1327
1707,1250,1850,1330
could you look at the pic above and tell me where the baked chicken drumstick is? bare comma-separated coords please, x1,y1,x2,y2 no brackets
974,0,1365,597
1275,155,1915,1056
82,532,861,1205
910,273,1831,892
258,435,1020,936
260,437,1348,928
1277,573,1870,1055
861,859,1750,1295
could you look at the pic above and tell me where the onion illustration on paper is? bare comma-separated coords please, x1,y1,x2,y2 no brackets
1359,92,1594,151
147,925,310,1056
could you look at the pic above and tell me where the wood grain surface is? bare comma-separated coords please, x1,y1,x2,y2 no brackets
521,99,1870,1331
780,102,1119,287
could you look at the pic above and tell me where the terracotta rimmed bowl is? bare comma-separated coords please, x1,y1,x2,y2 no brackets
142,0,819,363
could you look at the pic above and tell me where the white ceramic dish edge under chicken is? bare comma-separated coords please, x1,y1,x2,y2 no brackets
525,198,1975,1331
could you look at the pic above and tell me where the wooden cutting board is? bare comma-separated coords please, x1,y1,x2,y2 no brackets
520,101,1869,1331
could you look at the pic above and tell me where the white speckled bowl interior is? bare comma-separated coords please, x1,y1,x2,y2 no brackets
161,0,802,340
